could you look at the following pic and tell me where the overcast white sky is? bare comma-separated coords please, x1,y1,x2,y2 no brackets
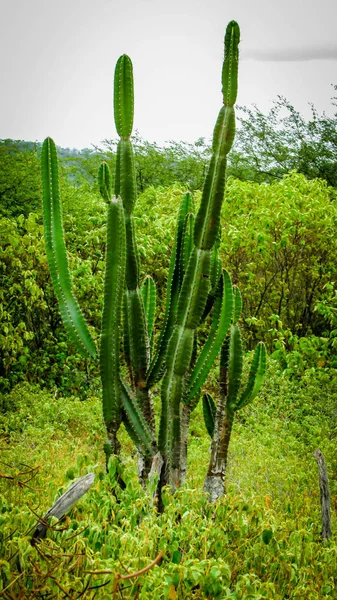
1,0,337,149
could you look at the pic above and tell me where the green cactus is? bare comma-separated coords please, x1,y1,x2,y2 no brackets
203,297,267,502
159,20,240,490
41,21,248,503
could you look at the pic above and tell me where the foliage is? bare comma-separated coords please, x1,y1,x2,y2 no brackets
2,174,336,394
2,171,337,394
1,361,336,598
220,173,337,348
230,90,337,187
0,140,42,218
101,134,211,193
0,190,105,396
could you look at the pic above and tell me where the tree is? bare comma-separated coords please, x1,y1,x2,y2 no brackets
228,87,337,187
0,140,42,217
101,133,211,192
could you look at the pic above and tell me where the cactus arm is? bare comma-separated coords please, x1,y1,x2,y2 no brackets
236,342,267,410
210,243,222,295
186,269,233,407
114,55,157,472
232,285,242,324
122,292,134,387
227,325,243,409
200,244,222,323
100,195,125,434
114,55,134,139
125,289,149,387
141,275,156,346
193,21,239,252
222,21,240,107
120,381,156,456
114,56,150,391
203,393,216,438
41,137,96,359
181,212,195,276
98,162,112,203
147,192,193,386
160,22,240,489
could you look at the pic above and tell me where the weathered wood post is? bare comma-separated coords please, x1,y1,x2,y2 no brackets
31,473,95,545
314,448,331,540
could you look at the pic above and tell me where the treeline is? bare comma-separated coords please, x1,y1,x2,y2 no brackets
1,88,337,218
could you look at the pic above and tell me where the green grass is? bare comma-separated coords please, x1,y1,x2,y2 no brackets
1,361,337,598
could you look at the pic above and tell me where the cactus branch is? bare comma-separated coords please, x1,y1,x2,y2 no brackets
41,137,96,359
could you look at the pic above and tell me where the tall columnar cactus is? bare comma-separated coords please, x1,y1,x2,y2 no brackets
158,20,240,490
41,20,259,504
203,287,267,502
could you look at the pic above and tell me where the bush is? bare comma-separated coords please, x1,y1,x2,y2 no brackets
2,174,337,394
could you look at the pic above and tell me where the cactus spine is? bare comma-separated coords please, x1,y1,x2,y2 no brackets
41,21,262,504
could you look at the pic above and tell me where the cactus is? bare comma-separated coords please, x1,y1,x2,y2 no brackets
203,290,267,502
41,21,248,503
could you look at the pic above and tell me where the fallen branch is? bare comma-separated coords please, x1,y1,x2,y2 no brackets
85,550,164,597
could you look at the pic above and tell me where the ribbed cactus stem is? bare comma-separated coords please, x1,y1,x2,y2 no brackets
160,21,240,490
100,195,126,461
41,138,96,360
113,54,155,475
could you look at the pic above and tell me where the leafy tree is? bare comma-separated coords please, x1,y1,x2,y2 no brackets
101,134,211,192
0,140,42,217
229,88,337,187
220,173,337,348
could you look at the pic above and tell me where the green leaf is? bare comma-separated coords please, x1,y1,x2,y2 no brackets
41,137,96,359
171,550,182,564
262,529,273,545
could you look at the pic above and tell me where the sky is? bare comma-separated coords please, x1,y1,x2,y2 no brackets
1,0,337,150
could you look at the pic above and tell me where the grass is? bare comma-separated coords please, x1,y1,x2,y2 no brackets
1,360,337,598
